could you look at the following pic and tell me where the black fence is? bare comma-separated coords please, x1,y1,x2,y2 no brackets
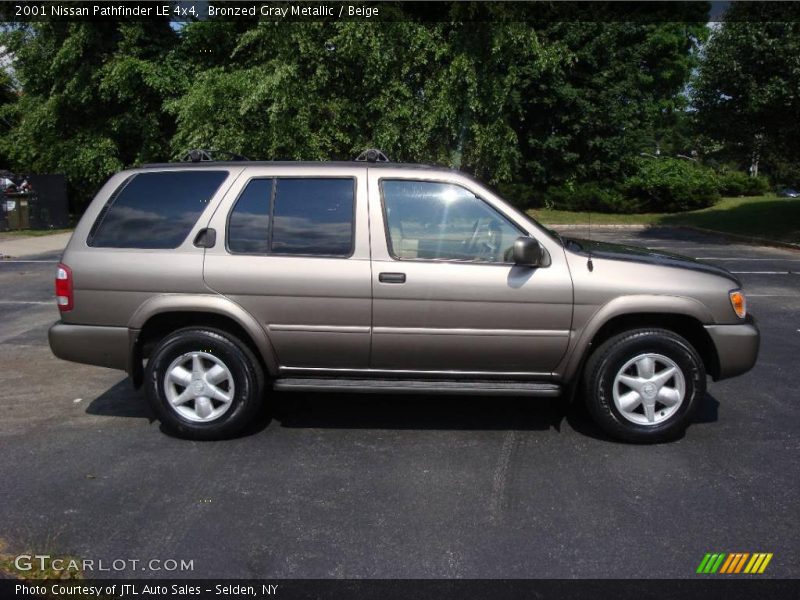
0,174,70,231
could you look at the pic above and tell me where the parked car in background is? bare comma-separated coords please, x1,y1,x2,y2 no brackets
48,154,760,443
778,188,799,198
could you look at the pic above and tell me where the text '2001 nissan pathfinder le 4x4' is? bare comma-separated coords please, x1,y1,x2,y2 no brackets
49,152,760,443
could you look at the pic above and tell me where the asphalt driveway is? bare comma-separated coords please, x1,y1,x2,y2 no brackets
0,227,798,579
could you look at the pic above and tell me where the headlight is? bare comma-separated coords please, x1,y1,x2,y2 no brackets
729,290,746,319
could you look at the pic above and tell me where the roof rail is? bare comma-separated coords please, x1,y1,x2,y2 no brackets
354,148,390,163
181,149,250,163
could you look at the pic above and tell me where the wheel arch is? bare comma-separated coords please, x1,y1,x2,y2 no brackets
559,295,720,387
127,295,279,388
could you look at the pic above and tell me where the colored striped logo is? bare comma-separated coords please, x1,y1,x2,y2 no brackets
696,552,773,574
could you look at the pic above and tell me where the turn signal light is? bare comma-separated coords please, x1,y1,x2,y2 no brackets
55,263,73,312
729,290,746,319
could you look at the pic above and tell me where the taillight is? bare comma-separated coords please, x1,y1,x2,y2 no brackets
55,263,73,311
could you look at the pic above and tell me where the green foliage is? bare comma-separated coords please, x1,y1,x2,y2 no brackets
692,5,800,180
0,22,184,209
2,9,797,218
717,171,770,196
519,20,708,187
623,158,720,212
169,20,559,183
544,182,642,214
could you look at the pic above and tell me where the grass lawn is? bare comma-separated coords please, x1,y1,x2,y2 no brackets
530,195,800,244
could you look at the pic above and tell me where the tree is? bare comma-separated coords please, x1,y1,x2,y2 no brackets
692,4,800,180
169,14,560,183
518,20,708,189
0,21,184,210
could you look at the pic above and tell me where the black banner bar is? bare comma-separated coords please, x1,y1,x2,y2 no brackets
2,579,799,600
3,1,800,24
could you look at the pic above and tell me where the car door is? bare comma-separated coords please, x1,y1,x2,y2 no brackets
367,171,573,375
204,166,372,369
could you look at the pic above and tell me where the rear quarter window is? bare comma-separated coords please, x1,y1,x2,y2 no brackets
88,171,228,249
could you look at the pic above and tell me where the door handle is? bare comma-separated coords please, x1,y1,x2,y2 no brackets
379,272,406,284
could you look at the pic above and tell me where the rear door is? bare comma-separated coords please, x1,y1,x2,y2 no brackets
203,166,372,370
367,171,573,375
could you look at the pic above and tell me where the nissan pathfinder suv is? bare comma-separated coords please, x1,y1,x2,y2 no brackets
49,156,760,442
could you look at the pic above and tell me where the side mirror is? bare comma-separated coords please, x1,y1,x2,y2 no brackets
513,236,549,267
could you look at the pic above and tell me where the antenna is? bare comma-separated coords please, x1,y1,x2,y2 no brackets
587,206,594,272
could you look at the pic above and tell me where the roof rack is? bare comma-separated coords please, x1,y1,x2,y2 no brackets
181,149,250,163
354,148,390,163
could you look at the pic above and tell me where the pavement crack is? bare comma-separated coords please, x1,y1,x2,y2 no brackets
488,430,517,525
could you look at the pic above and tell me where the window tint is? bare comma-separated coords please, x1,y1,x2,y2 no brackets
89,171,227,249
271,178,354,256
228,179,272,254
382,180,521,263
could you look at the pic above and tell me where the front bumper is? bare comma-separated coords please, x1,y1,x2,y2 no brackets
49,322,129,371
704,315,760,380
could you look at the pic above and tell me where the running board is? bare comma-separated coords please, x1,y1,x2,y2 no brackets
272,377,562,397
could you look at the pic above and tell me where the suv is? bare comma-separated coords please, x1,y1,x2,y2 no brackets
49,158,759,442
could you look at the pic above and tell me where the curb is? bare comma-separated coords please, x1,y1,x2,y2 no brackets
674,225,800,252
546,223,800,251
545,224,651,231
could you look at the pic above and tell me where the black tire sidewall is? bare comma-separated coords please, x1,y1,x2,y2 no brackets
588,330,705,442
146,329,261,439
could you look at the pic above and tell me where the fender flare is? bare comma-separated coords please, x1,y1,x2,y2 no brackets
128,294,280,377
557,294,714,381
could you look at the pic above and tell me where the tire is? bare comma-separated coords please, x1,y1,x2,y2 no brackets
145,327,265,440
582,328,705,443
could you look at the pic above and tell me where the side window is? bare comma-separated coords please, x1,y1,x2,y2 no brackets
89,171,227,249
381,180,522,263
228,177,355,257
271,178,354,256
228,179,272,254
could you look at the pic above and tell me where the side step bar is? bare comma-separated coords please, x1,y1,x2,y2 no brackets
272,377,562,397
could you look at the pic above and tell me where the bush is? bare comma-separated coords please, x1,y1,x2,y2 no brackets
544,182,643,213
623,158,720,212
743,175,770,196
718,171,770,196
495,182,543,209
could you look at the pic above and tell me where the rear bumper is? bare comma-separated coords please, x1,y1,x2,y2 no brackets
704,315,760,380
48,322,129,371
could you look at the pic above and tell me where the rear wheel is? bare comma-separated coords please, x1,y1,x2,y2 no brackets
145,328,265,440
582,328,705,443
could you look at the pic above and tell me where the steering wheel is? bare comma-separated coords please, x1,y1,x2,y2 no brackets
465,219,482,253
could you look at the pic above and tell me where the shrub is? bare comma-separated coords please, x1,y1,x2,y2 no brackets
495,182,543,209
718,171,770,196
743,174,770,196
544,182,643,213
623,158,720,212
717,170,749,196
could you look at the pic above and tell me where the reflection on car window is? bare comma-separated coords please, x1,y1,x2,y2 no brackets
271,179,354,256
89,171,227,249
382,180,521,262
228,179,272,254
228,178,355,257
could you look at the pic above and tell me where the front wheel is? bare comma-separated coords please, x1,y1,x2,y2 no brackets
145,328,265,440
582,328,706,443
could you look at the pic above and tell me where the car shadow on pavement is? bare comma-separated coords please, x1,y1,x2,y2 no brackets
565,392,720,443
85,379,153,420
84,379,274,439
83,381,718,439
272,392,567,432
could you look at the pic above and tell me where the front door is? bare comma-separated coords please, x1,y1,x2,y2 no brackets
368,174,573,376
204,167,372,369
